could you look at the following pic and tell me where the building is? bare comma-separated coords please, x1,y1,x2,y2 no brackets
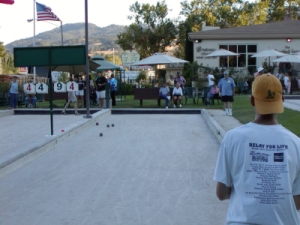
188,20,300,76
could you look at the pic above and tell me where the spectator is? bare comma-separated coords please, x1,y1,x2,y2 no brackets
8,76,18,109
167,74,175,88
213,74,300,225
167,74,175,104
206,82,220,106
76,76,85,108
284,72,291,94
95,71,107,108
25,94,37,108
254,67,264,79
61,90,79,115
89,75,97,105
276,69,284,81
218,70,236,116
174,72,186,89
158,82,170,109
110,73,117,106
172,82,183,108
207,70,216,88
219,69,225,80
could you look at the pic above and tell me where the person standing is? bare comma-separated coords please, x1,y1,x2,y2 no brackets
95,71,107,108
174,72,186,89
167,74,175,88
213,74,300,225
167,74,175,104
218,70,236,116
254,67,264,79
276,69,284,80
109,73,117,106
284,72,291,94
207,70,216,88
8,76,19,109
158,82,170,109
76,76,85,108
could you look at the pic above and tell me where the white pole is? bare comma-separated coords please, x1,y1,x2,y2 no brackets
60,20,63,46
33,0,36,83
113,48,115,63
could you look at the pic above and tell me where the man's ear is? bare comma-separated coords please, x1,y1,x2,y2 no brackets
250,96,255,106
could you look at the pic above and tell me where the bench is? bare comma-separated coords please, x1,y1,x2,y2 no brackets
134,88,166,107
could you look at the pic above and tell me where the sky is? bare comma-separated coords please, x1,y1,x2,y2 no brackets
0,0,184,45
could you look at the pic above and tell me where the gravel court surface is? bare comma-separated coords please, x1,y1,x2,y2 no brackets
0,114,98,166
0,114,228,225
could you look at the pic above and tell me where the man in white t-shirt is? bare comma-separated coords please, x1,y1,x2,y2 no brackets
207,71,215,87
214,74,300,225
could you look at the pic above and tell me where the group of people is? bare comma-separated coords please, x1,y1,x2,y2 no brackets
158,72,186,109
276,69,292,94
61,72,118,115
8,76,37,109
255,67,296,94
206,70,236,116
214,73,300,225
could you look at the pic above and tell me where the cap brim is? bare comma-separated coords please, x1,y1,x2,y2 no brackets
254,98,284,114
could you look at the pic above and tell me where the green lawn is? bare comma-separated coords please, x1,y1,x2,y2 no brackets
1,95,299,136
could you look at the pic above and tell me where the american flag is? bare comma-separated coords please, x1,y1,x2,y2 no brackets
0,0,14,4
36,2,60,21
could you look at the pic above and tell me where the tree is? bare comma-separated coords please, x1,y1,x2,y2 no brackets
0,42,6,74
105,54,122,66
117,1,178,58
2,53,18,74
267,0,300,21
179,0,267,29
135,71,146,84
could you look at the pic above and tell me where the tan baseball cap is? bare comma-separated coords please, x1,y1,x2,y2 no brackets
252,74,284,114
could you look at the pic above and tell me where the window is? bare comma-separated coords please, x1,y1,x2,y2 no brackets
219,44,257,68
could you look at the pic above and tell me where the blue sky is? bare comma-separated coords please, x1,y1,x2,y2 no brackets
0,0,183,45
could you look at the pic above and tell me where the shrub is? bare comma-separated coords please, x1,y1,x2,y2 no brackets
0,81,9,93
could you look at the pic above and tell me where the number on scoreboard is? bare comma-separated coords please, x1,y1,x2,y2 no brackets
66,81,78,92
36,82,49,94
23,83,36,94
54,82,67,92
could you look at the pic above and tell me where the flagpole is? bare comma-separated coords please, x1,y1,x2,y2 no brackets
33,0,36,83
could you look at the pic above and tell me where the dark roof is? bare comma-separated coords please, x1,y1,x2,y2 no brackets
189,20,300,40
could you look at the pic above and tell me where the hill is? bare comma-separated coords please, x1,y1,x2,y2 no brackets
5,23,125,55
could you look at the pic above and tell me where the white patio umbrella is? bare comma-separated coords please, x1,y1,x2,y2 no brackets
251,49,287,58
205,49,239,57
251,49,287,65
131,52,188,65
272,54,300,63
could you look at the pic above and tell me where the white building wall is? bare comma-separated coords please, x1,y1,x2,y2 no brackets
194,39,300,71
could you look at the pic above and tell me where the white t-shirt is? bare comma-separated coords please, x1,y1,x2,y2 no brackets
207,74,215,86
214,122,300,225
284,76,290,85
